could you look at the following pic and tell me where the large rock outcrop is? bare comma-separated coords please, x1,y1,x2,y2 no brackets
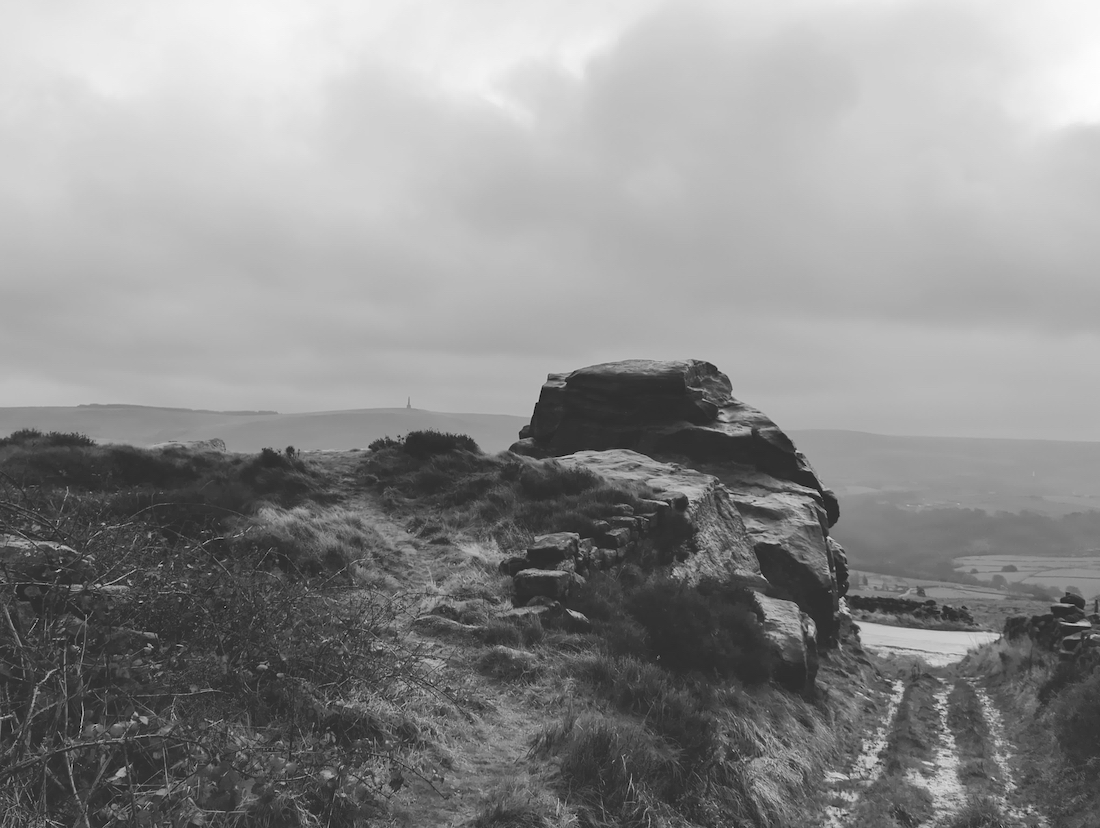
511,359,848,642
555,449,768,591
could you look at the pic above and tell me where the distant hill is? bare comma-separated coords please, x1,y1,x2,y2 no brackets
789,430,1100,582
791,429,1100,516
0,406,529,454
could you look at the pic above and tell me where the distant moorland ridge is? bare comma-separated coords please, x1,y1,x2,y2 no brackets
0,405,529,454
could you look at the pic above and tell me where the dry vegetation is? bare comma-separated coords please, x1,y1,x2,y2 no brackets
957,633,1100,826
0,429,876,827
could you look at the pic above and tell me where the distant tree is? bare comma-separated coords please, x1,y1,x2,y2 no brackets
991,574,1007,589
861,574,870,587
1001,564,1018,572
970,568,979,574
285,446,297,458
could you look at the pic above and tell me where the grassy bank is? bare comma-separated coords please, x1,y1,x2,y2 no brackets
957,634,1100,827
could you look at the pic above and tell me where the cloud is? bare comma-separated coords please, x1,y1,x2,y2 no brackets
1,0,1099,435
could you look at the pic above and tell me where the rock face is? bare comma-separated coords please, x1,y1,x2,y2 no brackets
752,593,819,693
555,449,768,591
511,359,846,640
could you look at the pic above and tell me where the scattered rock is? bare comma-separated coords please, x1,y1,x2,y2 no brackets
411,615,481,640
1051,603,1085,621
0,536,95,586
429,599,492,625
561,609,592,634
498,556,530,577
607,516,638,531
525,595,561,609
556,450,768,591
513,569,584,604
752,593,818,693
476,646,542,682
526,533,580,568
1061,592,1086,610
497,605,559,624
594,527,632,549
151,438,227,452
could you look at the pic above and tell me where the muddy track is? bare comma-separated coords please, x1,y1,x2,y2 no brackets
823,673,1049,827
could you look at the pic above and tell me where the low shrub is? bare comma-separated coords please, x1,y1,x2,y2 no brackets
479,620,524,648
402,429,480,459
476,646,542,682
469,778,566,828
359,450,660,551
368,434,404,452
943,797,1010,828
553,715,681,822
1051,665,1100,764
0,428,96,448
626,578,773,684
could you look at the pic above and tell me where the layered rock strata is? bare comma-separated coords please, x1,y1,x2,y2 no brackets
510,359,849,643
555,449,767,591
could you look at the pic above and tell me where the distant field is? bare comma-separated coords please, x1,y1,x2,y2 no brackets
850,569,1051,630
953,554,1100,597
792,429,1100,516
850,570,1009,601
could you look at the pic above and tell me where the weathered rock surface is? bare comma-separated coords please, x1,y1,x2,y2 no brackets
513,569,585,605
512,359,842,638
526,533,579,568
556,450,768,591
151,438,227,452
0,536,94,585
752,593,818,693
511,359,837,521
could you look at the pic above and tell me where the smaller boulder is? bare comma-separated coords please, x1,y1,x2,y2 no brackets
607,516,638,531
497,604,560,623
752,593,818,693
561,609,592,634
498,556,530,577
411,615,481,641
637,498,671,516
0,536,95,585
526,533,580,568
513,569,585,604
526,595,561,609
595,528,632,549
608,504,635,517
1062,592,1086,610
1052,603,1085,621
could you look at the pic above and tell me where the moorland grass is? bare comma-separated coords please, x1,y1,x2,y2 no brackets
0,438,445,827
946,680,1003,795
361,442,664,551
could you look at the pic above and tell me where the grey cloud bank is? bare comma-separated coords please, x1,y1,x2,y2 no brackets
2,0,1099,439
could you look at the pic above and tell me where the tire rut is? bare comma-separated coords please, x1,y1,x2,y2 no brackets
825,674,1049,827
967,680,1050,828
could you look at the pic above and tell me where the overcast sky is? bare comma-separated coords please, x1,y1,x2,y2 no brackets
3,0,1100,439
